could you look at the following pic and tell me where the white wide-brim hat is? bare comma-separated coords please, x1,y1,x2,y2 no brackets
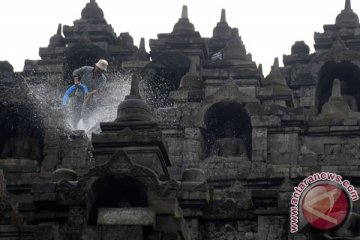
95,59,108,72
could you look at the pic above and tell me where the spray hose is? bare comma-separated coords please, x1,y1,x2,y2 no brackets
62,83,89,106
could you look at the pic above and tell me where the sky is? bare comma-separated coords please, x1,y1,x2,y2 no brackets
0,0,358,75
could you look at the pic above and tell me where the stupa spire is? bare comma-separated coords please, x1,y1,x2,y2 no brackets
345,0,351,10
181,5,188,18
139,38,145,51
272,57,280,70
56,24,62,35
128,74,140,98
220,9,226,22
258,64,263,76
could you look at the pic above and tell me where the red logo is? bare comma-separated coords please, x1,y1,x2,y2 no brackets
301,183,350,230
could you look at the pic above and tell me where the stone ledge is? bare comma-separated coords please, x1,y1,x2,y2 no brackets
97,208,155,226
0,158,39,173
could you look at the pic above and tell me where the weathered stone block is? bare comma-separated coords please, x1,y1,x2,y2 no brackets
290,166,310,178
330,126,360,132
252,150,267,162
0,225,36,239
81,226,143,240
321,165,339,173
168,166,183,180
245,232,255,240
342,118,358,126
165,138,184,156
170,156,183,167
0,159,39,173
183,152,201,163
248,162,267,179
268,133,298,165
200,156,251,179
125,147,167,176
300,86,315,107
185,128,202,139
278,195,291,209
298,153,318,166
253,137,267,150
257,216,287,240
183,140,203,153
182,168,206,182
251,115,281,127
268,165,290,178
97,208,155,226
150,197,181,215
301,137,324,154
102,226,143,240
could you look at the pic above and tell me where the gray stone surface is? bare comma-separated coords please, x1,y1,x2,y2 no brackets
258,216,287,240
0,159,39,173
182,168,206,182
97,208,155,226
52,168,77,181
0,170,5,201
200,156,251,179
81,226,143,240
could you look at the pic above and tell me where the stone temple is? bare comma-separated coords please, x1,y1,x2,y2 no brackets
1,0,360,239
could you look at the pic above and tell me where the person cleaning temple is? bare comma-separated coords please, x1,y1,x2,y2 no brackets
72,59,108,124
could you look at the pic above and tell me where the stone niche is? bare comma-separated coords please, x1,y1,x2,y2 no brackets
0,104,44,171
200,102,252,178
204,102,252,158
316,61,360,113
87,176,149,225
